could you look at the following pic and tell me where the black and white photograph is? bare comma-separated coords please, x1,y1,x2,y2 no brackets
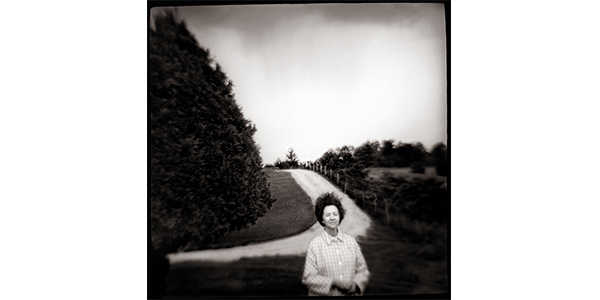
149,2,448,298
7,1,600,300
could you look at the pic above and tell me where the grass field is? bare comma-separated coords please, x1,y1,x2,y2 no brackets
204,170,316,249
164,170,448,297
367,167,446,181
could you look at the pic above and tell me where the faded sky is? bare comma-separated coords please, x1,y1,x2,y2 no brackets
155,3,447,164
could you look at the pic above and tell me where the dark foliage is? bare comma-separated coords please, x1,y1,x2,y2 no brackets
410,162,426,174
150,10,275,255
354,140,379,168
310,140,447,239
375,173,447,224
274,158,289,169
431,142,447,176
317,145,355,170
330,139,444,170
285,148,299,168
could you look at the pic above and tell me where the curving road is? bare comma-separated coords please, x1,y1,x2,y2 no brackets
167,169,373,263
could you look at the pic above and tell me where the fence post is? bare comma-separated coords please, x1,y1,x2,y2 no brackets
336,172,339,185
361,190,364,207
384,199,390,225
373,198,377,217
344,181,347,194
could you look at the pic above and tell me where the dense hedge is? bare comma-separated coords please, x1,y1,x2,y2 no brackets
150,10,275,256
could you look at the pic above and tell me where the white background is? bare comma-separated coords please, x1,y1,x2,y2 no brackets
1,1,599,299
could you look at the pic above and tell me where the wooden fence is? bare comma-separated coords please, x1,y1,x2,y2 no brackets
299,162,446,242
300,161,391,224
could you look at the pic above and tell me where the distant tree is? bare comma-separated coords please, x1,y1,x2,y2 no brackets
286,148,299,168
317,146,355,170
392,142,409,167
431,142,447,176
393,142,426,167
337,145,355,169
381,140,395,157
274,158,289,169
354,140,379,168
411,142,427,162
379,140,396,167
318,149,339,169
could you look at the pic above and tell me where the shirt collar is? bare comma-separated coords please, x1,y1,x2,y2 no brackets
321,228,345,245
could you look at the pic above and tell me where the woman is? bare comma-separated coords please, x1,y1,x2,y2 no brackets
302,192,370,296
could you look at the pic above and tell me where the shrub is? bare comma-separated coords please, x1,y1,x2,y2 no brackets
410,162,425,174
435,163,447,176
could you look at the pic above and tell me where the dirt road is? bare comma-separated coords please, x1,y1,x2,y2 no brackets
167,169,373,263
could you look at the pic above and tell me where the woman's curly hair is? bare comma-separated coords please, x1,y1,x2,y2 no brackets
314,192,346,227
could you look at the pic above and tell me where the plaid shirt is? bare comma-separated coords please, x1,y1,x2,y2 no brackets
302,229,370,296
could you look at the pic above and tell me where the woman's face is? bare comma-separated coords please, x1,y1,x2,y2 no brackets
322,205,340,230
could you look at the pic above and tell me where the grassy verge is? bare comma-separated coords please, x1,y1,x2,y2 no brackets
165,255,308,298
204,170,316,249
165,219,447,297
357,219,448,296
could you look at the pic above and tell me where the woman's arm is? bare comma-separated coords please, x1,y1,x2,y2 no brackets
302,243,332,295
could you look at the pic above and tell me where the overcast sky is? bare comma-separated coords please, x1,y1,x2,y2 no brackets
156,3,447,164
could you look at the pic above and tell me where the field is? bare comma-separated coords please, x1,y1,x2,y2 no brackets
164,170,448,298
367,166,446,181
204,170,316,249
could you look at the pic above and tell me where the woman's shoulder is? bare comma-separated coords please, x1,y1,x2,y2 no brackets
341,232,358,244
308,232,325,246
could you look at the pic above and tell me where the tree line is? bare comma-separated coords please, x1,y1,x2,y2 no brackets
149,9,275,298
272,140,448,238
272,140,447,176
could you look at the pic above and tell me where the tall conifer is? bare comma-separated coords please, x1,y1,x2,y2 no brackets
150,10,275,256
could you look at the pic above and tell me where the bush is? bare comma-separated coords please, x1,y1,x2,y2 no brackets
410,162,425,174
435,163,447,176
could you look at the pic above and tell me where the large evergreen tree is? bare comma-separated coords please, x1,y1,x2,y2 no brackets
149,11,276,294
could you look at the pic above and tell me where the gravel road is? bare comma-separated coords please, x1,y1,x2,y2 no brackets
167,169,373,263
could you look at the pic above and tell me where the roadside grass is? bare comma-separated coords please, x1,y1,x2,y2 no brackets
367,167,445,181
358,219,448,296
204,170,316,249
165,217,447,297
165,255,308,298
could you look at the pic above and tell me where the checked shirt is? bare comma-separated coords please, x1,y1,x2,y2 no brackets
302,229,370,296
